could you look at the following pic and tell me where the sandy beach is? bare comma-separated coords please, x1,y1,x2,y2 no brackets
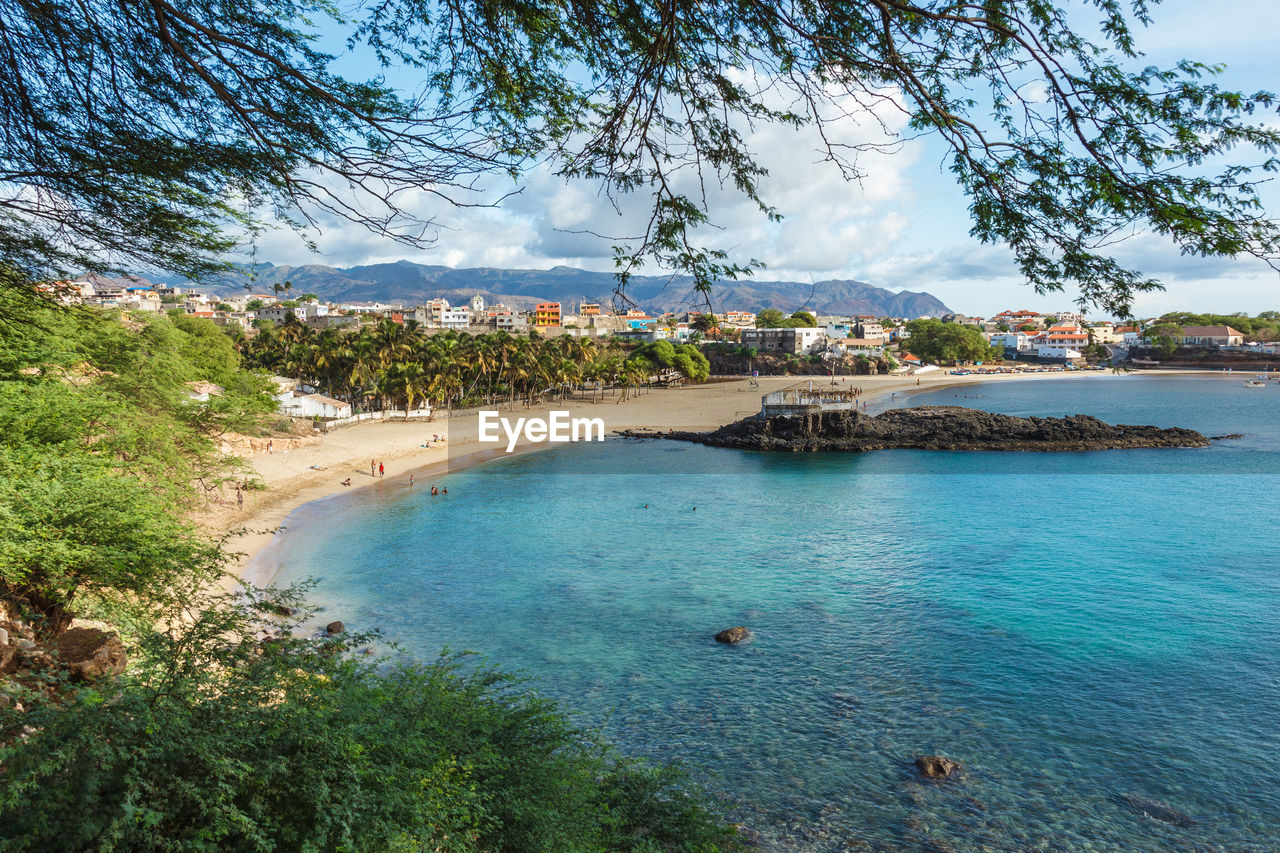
204,368,1190,581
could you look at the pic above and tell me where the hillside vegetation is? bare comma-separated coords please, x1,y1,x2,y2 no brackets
0,298,738,852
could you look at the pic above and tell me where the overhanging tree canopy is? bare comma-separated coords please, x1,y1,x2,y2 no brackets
3,0,1278,313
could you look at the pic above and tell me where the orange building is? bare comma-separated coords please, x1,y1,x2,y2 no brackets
535,302,562,327
579,302,601,316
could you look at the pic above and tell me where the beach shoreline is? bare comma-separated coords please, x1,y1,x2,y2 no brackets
206,368,1211,583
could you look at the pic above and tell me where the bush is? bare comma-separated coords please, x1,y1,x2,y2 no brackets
0,593,740,853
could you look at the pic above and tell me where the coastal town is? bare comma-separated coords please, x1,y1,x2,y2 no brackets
46,274,1280,393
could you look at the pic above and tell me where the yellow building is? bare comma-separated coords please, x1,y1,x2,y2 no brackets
535,302,562,327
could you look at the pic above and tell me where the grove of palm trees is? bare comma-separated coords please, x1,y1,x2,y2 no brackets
235,316,711,414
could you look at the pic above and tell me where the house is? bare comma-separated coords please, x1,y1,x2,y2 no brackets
1178,326,1245,347
305,314,360,330
718,310,756,329
1035,330,1087,360
993,309,1046,329
1115,325,1143,346
257,302,327,323
183,381,224,402
740,327,826,354
990,332,1031,353
852,321,886,343
623,311,654,330
493,311,528,332
535,302,562,327
828,337,884,356
278,393,352,420
414,298,451,326
120,287,162,311
437,307,469,328
212,312,255,331
1087,323,1123,344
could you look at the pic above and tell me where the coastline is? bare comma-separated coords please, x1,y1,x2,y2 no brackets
207,368,1209,583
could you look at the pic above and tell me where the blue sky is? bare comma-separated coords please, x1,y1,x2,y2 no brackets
249,1,1280,318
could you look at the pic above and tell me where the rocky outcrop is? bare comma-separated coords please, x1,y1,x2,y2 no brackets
714,626,750,644
325,621,345,635
628,406,1209,453
915,755,960,779
54,628,127,681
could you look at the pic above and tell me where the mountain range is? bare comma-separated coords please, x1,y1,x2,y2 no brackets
163,261,952,317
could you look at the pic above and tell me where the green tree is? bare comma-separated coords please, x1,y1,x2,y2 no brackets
1144,323,1184,357
903,318,998,364
755,309,786,328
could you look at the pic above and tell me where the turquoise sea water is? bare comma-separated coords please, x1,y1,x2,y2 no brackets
257,375,1280,851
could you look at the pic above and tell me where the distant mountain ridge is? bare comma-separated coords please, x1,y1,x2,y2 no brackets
161,261,952,317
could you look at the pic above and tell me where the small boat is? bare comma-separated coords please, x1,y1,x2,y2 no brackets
1243,380,1266,388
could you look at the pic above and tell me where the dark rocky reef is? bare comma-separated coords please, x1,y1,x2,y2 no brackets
624,406,1209,453
713,626,750,644
914,755,961,780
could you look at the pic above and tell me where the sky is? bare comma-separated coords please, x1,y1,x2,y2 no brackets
245,1,1280,319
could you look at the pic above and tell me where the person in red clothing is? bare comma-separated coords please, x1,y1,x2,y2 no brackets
378,462,384,478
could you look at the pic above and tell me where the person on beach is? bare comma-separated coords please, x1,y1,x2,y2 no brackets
236,487,243,509
431,486,439,495
371,460,376,477
409,474,414,488
379,462,384,478
441,488,447,495
267,440,273,454
341,478,351,487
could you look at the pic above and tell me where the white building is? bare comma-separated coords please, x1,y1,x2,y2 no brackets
1035,330,1088,360
990,332,1031,352
257,302,327,323
440,307,470,328
1087,323,1123,344
740,327,827,354
278,392,352,419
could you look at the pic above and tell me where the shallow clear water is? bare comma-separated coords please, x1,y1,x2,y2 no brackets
258,375,1280,851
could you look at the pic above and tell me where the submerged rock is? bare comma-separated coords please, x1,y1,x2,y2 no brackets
628,406,1209,453
714,626,750,644
1112,792,1195,826
325,621,345,635
914,755,960,779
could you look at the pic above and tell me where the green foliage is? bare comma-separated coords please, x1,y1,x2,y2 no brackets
0,449,226,634
754,309,786,328
788,311,817,327
0,296,273,631
903,319,999,364
1143,323,1184,357
629,341,711,382
0,591,739,852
